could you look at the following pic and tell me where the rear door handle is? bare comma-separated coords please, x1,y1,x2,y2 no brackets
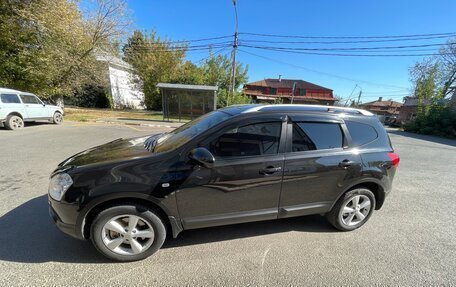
339,159,354,169
259,166,282,175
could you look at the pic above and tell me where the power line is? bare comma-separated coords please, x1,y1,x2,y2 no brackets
240,42,448,51
122,44,232,54
124,41,232,50
144,35,233,44
359,94,410,97
239,31,456,39
194,46,230,63
362,90,410,94
240,34,456,45
237,48,409,90
242,45,448,57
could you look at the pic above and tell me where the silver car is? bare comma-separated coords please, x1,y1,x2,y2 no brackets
0,88,64,130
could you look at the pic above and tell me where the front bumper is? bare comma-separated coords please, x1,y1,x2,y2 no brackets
48,197,84,240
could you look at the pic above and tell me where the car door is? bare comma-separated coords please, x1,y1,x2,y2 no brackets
19,94,49,119
175,115,287,229
278,115,362,218
0,93,26,119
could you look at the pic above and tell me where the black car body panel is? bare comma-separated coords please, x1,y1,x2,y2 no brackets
48,105,398,240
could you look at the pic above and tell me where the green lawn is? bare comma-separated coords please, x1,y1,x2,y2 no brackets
64,107,186,122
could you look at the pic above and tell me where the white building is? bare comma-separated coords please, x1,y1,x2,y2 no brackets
96,52,144,109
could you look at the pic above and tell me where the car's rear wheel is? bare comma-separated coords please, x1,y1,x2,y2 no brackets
327,188,376,231
91,204,166,262
5,115,24,130
53,112,63,125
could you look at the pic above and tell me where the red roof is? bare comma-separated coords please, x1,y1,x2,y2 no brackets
360,100,402,108
245,78,333,91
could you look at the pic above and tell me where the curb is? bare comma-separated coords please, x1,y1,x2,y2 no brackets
95,120,174,129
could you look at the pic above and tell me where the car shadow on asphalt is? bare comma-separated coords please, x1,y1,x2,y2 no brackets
0,195,108,263
0,195,335,263
0,122,52,131
387,129,456,147
163,215,335,249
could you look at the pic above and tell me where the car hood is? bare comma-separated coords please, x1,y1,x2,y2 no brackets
58,135,156,168
47,104,62,111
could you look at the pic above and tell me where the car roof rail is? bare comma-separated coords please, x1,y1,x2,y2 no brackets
242,104,374,116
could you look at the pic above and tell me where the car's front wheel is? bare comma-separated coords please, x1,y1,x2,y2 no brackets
326,188,376,231
52,112,63,125
4,114,24,130
91,204,167,262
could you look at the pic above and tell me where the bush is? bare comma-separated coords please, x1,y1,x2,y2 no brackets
69,84,112,108
143,87,162,110
217,90,251,108
403,105,456,138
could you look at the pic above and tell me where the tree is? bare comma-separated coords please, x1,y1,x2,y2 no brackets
199,50,249,107
437,39,456,98
171,61,204,85
0,0,131,99
409,59,439,116
333,94,343,106
123,30,187,109
404,39,456,138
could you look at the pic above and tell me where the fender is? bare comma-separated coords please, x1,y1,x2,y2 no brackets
5,111,26,120
330,177,387,210
76,191,182,239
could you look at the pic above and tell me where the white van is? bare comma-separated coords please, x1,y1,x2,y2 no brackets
0,88,64,130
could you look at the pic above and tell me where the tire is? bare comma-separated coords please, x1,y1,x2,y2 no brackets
4,114,24,130
326,188,376,231
90,204,167,262
52,112,63,125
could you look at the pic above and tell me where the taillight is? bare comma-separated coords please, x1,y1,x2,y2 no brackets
388,152,400,167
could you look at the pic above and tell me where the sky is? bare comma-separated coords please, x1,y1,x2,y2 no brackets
125,0,456,103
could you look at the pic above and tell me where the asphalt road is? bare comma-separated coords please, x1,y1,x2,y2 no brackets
0,122,455,286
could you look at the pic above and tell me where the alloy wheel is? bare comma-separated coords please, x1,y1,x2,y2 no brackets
54,113,63,124
11,116,24,129
101,214,155,256
339,194,371,226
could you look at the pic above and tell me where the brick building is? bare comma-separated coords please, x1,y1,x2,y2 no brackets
243,77,336,105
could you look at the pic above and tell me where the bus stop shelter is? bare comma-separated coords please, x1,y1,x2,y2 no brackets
157,83,218,121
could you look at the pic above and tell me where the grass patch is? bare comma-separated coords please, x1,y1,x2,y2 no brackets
64,107,187,123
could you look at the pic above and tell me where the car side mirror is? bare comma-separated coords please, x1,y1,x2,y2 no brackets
188,147,215,168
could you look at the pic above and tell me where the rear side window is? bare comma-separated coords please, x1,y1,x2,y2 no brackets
209,122,282,157
1,94,21,104
346,121,378,146
293,122,343,150
20,95,40,104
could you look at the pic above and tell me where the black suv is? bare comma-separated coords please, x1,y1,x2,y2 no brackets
48,104,400,261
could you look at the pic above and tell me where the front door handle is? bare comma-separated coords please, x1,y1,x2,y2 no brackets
339,159,354,169
260,166,282,175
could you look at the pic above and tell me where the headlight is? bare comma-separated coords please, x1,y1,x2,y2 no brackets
48,173,73,201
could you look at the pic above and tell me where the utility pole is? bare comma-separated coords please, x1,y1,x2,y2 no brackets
290,82,297,104
344,84,358,106
356,90,362,106
230,0,239,102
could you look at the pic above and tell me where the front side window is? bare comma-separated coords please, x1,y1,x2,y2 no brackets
209,122,282,157
0,94,20,104
153,110,231,154
20,95,40,104
292,122,343,151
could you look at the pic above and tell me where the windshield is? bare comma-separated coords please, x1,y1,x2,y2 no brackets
153,110,231,153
